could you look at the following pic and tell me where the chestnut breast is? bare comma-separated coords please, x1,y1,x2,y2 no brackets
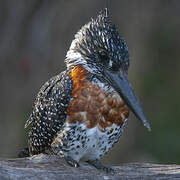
67,65,130,132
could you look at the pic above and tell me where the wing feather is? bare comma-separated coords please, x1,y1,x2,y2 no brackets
26,70,73,154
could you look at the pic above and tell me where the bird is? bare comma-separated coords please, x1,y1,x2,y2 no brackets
23,9,151,173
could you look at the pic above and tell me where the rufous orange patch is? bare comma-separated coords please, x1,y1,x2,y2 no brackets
69,65,90,98
67,65,130,131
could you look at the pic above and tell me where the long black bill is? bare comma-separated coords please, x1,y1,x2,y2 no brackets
104,69,151,131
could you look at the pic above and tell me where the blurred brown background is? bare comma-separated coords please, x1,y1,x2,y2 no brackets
0,0,180,165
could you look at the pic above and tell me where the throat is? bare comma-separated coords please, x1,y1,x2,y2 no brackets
69,65,114,96
90,76,115,93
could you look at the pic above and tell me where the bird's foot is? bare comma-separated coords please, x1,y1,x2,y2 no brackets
18,147,29,158
87,159,115,174
64,156,79,168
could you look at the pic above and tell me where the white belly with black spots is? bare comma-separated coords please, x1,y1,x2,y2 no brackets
51,120,127,162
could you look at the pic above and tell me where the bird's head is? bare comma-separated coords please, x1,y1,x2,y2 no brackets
65,9,151,131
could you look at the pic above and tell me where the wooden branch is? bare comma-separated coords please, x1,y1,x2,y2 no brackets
0,154,180,179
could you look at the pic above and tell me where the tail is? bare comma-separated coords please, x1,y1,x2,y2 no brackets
18,147,30,158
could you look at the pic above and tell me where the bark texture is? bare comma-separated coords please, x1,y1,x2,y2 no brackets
0,154,180,180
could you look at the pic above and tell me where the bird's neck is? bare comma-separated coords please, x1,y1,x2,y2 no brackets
69,65,114,94
69,65,90,82
69,65,90,98
65,39,87,69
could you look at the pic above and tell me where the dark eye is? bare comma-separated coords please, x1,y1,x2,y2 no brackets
98,49,109,65
110,62,120,72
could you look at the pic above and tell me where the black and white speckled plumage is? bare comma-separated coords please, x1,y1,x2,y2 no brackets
65,9,129,74
25,71,73,155
24,9,150,171
25,9,130,156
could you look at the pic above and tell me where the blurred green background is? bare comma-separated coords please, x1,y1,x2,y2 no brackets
0,0,180,165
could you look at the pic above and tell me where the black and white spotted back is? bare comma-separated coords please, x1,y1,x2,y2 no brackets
25,71,73,155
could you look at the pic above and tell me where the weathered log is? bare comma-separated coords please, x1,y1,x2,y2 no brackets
0,154,180,180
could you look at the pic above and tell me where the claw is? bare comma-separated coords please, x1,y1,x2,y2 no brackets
87,159,115,174
64,156,79,168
